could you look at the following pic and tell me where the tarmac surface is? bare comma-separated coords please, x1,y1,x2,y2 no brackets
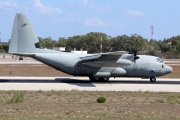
0,54,179,92
0,77,180,92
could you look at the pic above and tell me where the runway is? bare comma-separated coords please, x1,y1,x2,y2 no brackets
0,77,180,92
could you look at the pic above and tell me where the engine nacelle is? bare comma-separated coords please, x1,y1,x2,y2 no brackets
111,68,126,77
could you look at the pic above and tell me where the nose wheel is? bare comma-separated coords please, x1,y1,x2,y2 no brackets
150,77,156,82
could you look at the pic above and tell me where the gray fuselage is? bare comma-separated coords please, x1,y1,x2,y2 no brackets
33,52,172,78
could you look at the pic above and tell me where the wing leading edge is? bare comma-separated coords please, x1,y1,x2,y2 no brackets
82,51,132,67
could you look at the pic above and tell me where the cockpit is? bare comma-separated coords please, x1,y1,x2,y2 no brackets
156,58,164,63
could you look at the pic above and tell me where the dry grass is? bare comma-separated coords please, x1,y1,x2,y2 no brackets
0,65,71,77
160,65,180,78
0,63,179,119
1,91,180,120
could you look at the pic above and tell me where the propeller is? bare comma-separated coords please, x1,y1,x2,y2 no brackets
127,48,140,62
133,49,140,62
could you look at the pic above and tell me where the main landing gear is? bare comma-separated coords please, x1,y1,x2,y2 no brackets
89,76,109,82
150,77,156,82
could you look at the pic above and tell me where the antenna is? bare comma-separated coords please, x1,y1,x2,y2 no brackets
150,25,154,40
100,33,102,53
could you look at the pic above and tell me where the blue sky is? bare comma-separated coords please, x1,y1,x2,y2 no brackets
0,0,180,42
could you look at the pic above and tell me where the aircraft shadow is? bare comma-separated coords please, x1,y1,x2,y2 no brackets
0,78,180,85
55,78,95,87
0,78,95,87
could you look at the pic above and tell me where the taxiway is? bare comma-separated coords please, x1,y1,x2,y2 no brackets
0,77,180,92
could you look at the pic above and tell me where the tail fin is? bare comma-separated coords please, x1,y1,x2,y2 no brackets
8,13,41,54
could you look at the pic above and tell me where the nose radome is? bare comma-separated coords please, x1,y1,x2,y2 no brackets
166,65,173,74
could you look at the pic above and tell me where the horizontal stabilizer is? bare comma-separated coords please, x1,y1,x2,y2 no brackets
11,53,36,57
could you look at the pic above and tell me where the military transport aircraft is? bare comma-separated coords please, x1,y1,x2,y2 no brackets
8,13,172,82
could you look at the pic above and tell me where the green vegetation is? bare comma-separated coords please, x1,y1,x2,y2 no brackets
0,42,9,52
3,32,180,58
0,91,180,120
9,91,25,103
37,33,180,58
96,96,106,103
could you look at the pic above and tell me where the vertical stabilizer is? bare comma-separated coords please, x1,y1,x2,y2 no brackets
9,13,40,54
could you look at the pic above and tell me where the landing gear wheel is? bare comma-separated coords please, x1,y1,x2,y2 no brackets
89,76,109,82
150,77,156,82
101,77,109,82
89,76,96,82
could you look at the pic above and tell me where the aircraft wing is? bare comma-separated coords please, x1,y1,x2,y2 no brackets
82,51,128,61
101,51,129,56
82,51,132,67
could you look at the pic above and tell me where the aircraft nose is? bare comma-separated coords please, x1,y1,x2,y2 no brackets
165,65,173,74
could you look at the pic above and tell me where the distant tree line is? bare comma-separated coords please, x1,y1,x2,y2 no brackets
2,32,180,58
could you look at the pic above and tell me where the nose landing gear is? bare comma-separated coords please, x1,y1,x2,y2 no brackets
150,77,156,82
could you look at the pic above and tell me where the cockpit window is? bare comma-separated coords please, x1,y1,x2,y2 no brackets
156,58,163,63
